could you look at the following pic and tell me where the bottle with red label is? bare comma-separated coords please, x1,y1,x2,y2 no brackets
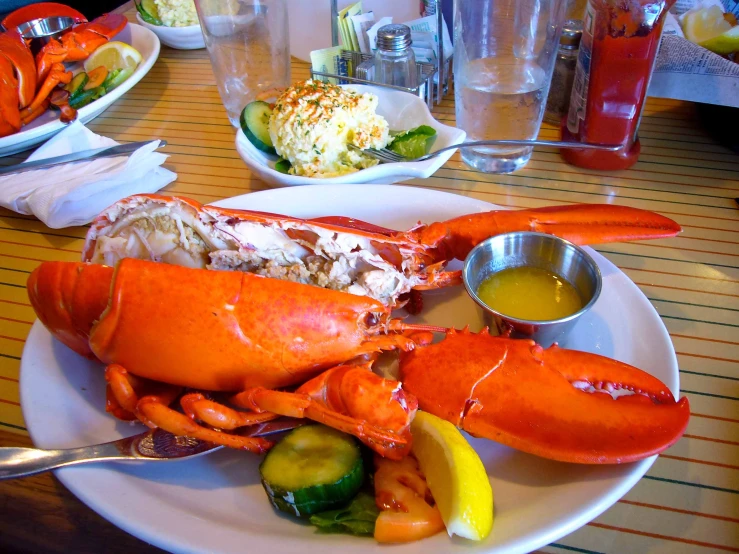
560,0,675,170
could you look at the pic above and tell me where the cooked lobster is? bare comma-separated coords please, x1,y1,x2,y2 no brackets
0,6,127,137
27,258,690,465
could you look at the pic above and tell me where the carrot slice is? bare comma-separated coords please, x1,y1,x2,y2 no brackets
84,66,108,90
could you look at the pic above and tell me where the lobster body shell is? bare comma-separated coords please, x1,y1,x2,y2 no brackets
400,329,690,464
87,258,397,390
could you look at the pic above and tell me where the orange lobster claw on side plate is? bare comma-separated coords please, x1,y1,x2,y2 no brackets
400,328,690,464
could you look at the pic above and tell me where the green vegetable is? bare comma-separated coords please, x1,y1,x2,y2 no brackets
240,101,277,155
387,125,437,159
65,72,88,97
101,68,134,93
275,158,292,174
259,424,364,518
69,86,105,109
135,0,164,25
309,492,379,537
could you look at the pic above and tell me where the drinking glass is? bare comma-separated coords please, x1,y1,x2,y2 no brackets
453,0,567,173
194,0,290,127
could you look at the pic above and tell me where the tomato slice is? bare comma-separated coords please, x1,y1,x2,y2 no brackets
373,454,445,543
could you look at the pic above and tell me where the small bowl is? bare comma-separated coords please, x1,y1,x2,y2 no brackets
463,232,602,347
235,84,466,187
135,13,205,50
17,16,75,53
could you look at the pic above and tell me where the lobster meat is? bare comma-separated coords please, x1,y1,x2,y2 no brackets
27,257,689,465
0,6,127,137
82,194,682,312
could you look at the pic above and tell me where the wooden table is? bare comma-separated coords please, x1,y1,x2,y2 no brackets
1,5,738,554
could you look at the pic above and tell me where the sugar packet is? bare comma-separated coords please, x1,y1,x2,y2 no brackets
310,46,349,85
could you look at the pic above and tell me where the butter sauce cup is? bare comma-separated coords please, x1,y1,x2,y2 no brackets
462,232,602,347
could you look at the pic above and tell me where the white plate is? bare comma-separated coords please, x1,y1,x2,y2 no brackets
20,185,678,554
235,85,466,186
0,23,160,157
135,14,205,50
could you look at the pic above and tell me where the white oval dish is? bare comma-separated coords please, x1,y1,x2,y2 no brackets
20,185,679,554
235,85,466,186
135,13,204,49
0,23,160,157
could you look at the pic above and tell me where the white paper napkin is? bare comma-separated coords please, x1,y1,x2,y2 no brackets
0,121,177,228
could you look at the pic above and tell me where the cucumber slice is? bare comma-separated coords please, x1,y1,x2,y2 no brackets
275,158,292,174
65,72,88,96
260,424,364,518
240,101,277,155
100,68,134,92
69,86,104,109
135,0,163,25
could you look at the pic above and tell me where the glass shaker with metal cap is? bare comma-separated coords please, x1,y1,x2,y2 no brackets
544,20,583,125
374,24,417,89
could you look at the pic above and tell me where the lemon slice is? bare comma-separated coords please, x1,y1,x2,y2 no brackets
84,42,143,74
410,411,493,541
682,6,734,46
700,25,739,55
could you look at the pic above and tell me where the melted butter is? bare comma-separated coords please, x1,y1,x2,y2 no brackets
476,266,583,321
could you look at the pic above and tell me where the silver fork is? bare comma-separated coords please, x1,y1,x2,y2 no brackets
350,139,624,164
0,418,302,480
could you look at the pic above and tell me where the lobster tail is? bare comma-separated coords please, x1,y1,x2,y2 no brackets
27,262,114,358
415,204,683,262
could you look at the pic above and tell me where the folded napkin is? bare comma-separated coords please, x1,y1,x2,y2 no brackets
0,121,177,228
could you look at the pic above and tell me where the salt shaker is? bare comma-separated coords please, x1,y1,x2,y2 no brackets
544,20,582,125
374,24,417,89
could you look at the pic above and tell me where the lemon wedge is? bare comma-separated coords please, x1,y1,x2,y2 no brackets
700,25,739,55
410,411,493,541
683,6,739,54
84,42,143,74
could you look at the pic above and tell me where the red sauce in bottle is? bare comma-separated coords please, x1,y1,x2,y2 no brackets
560,0,675,170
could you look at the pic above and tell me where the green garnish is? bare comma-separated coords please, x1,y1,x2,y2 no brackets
387,125,437,159
309,492,379,537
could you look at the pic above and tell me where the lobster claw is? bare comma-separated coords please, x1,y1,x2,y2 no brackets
400,329,690,464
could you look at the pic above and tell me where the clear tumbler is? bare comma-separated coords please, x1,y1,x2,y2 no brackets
194,0,290,127
453,0,567,173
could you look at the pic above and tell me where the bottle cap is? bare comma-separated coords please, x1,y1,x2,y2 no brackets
376,24,413,52
560,19,583,49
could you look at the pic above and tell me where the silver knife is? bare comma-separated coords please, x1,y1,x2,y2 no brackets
0,139,168,177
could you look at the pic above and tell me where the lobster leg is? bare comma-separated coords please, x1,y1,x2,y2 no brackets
180,392,278,429
26,62,72,116
105,365,273,453
136,399,274,453
400,328,690,464
414,204,683,263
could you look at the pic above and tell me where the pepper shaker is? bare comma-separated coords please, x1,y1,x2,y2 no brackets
374,24,417,89
544,20,582,125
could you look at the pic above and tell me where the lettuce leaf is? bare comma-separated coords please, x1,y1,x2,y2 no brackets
387,125,437,159
308,492,379,537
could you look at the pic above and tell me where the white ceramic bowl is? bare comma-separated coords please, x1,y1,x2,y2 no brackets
235,84,466,186
135,13,204,49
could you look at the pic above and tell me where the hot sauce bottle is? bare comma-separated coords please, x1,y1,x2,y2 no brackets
560,0,675,170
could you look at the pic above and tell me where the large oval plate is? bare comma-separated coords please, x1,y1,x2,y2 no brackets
0,22,160,157
20,185,678,554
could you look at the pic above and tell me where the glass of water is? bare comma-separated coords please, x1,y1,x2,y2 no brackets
194,0,290,127
453,0,567,173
